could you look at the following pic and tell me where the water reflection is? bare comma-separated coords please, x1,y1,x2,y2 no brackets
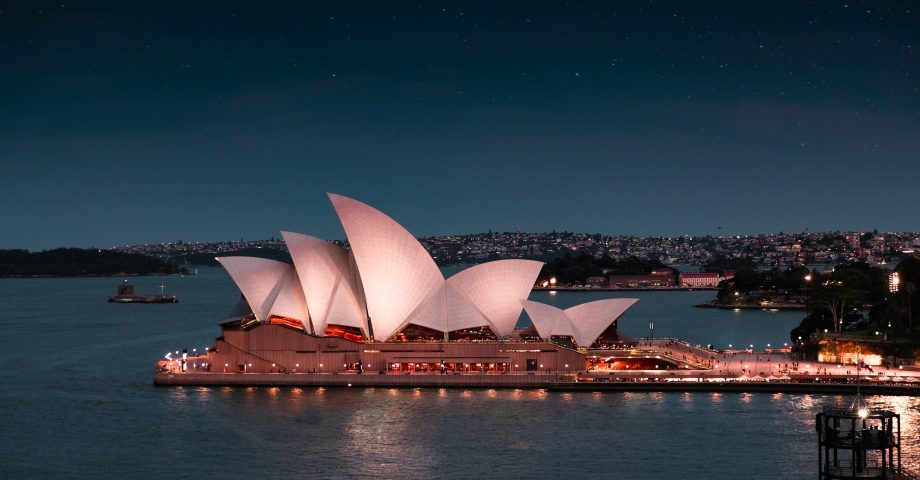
195,386,210,401
530,389,547,401
864,395,920,465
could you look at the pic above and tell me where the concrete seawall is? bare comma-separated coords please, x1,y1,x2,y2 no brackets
549,382,920,395
154,372,567,388
154,373,920,395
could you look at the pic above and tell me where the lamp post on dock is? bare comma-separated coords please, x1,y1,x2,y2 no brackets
648,322,654,344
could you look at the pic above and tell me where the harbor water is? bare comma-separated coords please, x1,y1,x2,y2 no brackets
1,268,917,478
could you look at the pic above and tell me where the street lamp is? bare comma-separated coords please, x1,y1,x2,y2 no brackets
804,273,812,316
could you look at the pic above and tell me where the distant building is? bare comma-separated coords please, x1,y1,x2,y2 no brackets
845,232,861,250
586,276,607,287
889,272,900,293
680,272,720,288
608,273,675,288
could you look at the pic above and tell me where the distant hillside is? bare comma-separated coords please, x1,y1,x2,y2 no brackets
0,248,185,277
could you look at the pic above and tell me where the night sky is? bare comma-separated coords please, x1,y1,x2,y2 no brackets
2,1,918,250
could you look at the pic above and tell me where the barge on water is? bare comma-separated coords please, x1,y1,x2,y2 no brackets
109,280,177,303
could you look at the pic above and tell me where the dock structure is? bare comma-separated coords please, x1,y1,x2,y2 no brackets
816,403,917,479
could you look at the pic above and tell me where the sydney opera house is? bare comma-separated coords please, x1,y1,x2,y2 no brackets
190,194,640,376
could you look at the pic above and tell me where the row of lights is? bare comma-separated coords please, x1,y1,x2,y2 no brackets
725,343,788,349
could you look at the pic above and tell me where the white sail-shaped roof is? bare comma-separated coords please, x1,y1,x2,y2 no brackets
565,298,638,348
216,256,293,322
445,283,492,331
521,298,638,347
281,231,367,336
267,269,310,329
404,284,447,334
328,193,444,341
520,299,569,338
445,259,543,336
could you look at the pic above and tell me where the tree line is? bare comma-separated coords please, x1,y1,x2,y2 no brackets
0,248,185,276
790,257,920,342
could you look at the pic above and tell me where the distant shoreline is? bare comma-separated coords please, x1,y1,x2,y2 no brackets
532,286,716,292
694,300,806,310
0,272,187,279
0,248,185,278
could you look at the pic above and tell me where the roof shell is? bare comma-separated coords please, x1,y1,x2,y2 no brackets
521,298,638,347
267,269,310,330
404,284,448,334
281,231,367,336
215,256,297,322
565,298,638,347
328,193,444,341
445,259,543,336
520,299,569,338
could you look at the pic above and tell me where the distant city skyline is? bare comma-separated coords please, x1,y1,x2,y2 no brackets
117,227,920,247
2,1,917,250
115,229,920,269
